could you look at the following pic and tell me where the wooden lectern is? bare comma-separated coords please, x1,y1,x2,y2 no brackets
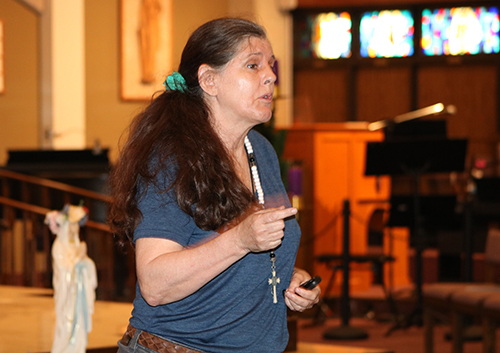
283,123,410,295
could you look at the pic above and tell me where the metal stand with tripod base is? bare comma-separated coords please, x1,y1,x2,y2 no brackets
322,200,369,340
317,200,396,340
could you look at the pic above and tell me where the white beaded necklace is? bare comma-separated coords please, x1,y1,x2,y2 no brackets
243,136,264,205
244,136,280,304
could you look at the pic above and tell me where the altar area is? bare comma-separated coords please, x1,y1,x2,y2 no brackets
283,123,411,295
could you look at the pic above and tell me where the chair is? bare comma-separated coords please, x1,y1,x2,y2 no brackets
449,286,500,353
449,228,500,353
423,228,500,353
481,293,500,353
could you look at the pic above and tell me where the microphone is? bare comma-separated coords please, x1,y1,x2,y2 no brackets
368,103,457,131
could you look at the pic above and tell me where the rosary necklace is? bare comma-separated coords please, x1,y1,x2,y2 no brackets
244,136,280,304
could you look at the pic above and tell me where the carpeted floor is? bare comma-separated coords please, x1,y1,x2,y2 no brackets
296,316,493,353
292,284,499,353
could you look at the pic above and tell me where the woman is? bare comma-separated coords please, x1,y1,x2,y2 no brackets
109,17,320,353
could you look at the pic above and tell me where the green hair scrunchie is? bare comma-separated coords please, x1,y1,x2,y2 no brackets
163,71,187,93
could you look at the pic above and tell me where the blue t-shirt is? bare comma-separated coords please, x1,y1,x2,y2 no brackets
129,130,301,352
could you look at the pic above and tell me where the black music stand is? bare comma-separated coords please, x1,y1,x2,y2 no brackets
365,138,467,334
388,195,461,234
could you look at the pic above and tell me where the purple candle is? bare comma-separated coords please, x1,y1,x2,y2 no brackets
288,165,302,196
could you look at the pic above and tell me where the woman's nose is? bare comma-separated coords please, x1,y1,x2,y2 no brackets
264,66,276,85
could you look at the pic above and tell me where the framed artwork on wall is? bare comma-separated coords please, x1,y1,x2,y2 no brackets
120,0,173,101
0,20,4,94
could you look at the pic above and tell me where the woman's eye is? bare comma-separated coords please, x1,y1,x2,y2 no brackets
247,63,258,69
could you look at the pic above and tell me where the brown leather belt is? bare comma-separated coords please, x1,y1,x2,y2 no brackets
120,324,202,353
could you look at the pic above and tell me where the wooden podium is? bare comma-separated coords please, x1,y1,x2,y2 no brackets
283,123,410,295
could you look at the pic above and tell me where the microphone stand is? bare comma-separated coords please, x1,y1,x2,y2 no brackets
368,103,457,132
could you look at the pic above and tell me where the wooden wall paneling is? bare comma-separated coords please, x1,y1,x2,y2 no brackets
348,66,358,121
294,69,348,123
418,65,499,170
357,66,412,122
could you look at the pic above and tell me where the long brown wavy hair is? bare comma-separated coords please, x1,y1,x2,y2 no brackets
108,18,267,242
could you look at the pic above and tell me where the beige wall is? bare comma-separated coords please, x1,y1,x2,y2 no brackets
0,0,236,165
0,0,289,165
86,0,230,163
0,0,39,165
0,0,292,165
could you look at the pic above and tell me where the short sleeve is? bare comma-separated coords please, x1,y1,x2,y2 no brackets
134,181,198,247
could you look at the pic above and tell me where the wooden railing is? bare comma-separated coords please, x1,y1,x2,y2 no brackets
0,168,136,301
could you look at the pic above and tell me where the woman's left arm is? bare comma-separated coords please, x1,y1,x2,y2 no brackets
284,267,321,312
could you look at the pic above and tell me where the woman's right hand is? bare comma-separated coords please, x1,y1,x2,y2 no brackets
234,206,297,253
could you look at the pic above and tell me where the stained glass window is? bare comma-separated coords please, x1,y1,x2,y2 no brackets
312,12,352,59
360,10,414,58
296,12,352,60
421,7,500,56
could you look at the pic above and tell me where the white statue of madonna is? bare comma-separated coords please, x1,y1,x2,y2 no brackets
45,204,98,353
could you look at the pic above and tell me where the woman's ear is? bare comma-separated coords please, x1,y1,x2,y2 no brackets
198,64,217,96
